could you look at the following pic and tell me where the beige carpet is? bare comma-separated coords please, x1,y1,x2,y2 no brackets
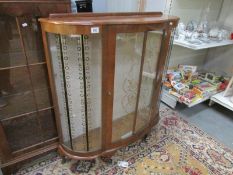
15,106,233,175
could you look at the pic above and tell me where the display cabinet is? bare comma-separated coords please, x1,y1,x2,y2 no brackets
0,0,70,173
40,12,179,159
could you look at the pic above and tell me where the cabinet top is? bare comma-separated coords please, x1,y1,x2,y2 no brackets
39,12,179,26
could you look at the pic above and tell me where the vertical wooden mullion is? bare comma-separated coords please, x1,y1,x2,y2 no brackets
149,30,166,113
101,26,116,149
132,31,148,133
156,29,175,109
150,28,172,123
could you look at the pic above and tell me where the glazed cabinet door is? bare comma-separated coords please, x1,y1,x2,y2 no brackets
46,33,103,152
101,25,172,148
42,19,175,156
0,15,57,163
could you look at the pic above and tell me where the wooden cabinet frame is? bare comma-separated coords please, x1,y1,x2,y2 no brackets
0,1,71,173
40,12,179,159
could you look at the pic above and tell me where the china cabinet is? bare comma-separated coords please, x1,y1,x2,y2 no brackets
40,12,179,159
0,0,70,173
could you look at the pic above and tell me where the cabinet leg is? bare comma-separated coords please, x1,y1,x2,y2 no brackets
100,150,116,163
61,156,70,164
100,156,113,163
142,134,148,142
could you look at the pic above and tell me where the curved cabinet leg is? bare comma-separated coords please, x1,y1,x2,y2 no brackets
100,150,117,163
100,156,113,164
61,156,71,164
142,134,148,142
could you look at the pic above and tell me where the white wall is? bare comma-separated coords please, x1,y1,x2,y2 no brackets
106,0,165,12
71,0,107,12
166,0,223,68
71,0,230,75
165,0,223,23
74,0,164,12
93,0,107,12
106,0,139,12
78,0,218,69
144,0,166,12
168,46,207,68
204,0,233,76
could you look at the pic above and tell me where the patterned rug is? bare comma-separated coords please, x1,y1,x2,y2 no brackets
15,106,233,175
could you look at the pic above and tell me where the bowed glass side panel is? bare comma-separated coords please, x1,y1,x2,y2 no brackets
47,33,102,152
135,31,164,133
112,32,144,143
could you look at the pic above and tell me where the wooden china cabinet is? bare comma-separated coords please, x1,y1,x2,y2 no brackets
40,12,179,160
0,0,71,173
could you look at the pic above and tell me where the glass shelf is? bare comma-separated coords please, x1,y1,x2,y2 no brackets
1,108,56,152
0,63,52,121
174,39,233,50
0,89,53,121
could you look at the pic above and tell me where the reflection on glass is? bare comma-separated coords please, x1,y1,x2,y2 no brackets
19,16,45,64
0,15,26,68
0,16,52,120
135,31,163,132
0,68,37,120
0,15,57,154
39,109,57,141
30,65,52,109
47,33,102,152
2,113,43,151
112,33,144,143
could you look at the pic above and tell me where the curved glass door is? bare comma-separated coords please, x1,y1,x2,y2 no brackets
135,31,163,132
112,30,164,143
112,32,144,142
47,33,102,152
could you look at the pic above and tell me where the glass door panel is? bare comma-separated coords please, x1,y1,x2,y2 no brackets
0,15,57,157
19,16,45,64
0,67,37,121
0,15,26,68
112,33,144,143
30,64,52,110
39,109,57,141
47,33,102,152
1,113,43,152
135,31,163,133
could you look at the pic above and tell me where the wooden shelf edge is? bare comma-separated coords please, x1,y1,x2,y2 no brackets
0,142,58,168
0,106,54,122
0,61,47,71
